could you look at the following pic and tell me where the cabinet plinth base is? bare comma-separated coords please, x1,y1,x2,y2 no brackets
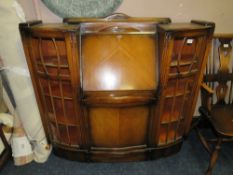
53,141,183,162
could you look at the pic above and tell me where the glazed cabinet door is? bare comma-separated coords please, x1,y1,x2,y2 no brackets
156,23,214,147
20,23,84,149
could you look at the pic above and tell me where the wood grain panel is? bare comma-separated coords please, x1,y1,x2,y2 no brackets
82,34,157,91
89,106,149,147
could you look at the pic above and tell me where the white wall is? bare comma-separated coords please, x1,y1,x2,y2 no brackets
18,0,233,33
118,0,233,33
18,0,61,22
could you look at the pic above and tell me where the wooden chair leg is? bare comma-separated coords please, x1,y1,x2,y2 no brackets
195,128,211,153
205,137,222,175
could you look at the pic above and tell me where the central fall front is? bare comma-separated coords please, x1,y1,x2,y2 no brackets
19,14,214,162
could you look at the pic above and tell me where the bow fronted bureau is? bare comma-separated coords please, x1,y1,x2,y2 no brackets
19,14,214,162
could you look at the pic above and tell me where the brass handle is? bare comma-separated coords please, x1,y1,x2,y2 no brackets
99,26,140,33
104,13,130,21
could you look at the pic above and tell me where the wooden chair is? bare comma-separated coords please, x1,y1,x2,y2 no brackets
197,34,233,175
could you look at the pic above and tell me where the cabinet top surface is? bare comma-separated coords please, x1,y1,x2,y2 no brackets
28,22,158,34
63,17,171,24
158,23,212,32
30,23,80,32
20,13,171,33
23,22,213,33
214,33,233,39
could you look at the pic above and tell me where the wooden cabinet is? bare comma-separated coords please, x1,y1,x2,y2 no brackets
19,14,214,162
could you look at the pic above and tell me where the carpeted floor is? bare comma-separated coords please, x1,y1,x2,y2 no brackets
1,130,233,175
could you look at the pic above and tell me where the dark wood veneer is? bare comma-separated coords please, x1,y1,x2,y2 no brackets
19,14,214,162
